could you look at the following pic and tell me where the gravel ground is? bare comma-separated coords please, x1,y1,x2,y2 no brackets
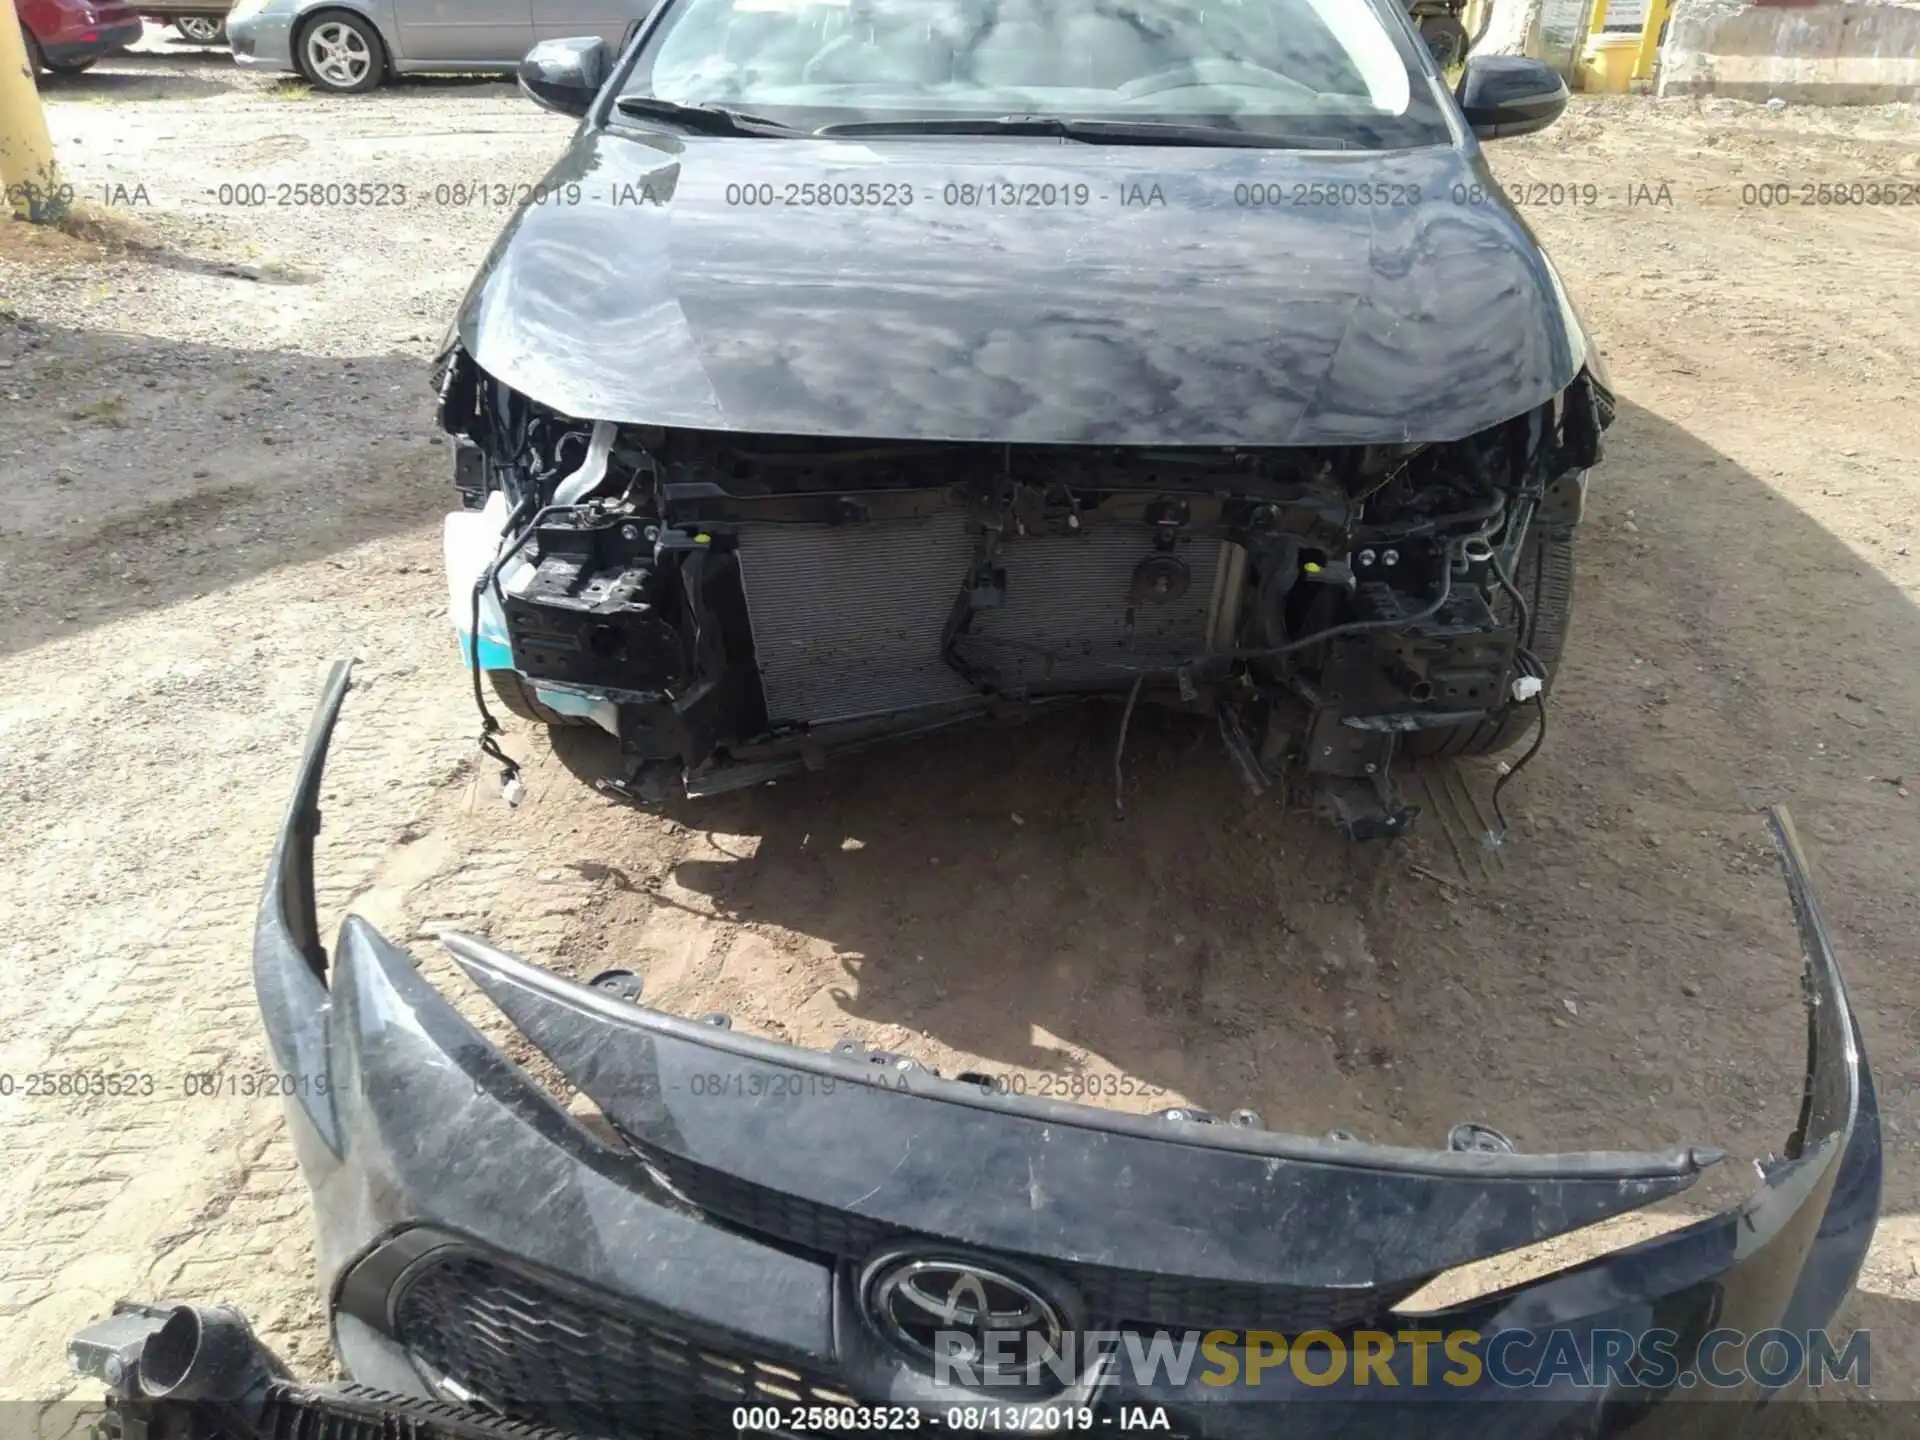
3,39,1918,1410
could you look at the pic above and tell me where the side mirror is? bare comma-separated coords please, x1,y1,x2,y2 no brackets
519,37,610,118
1455,56,1569,140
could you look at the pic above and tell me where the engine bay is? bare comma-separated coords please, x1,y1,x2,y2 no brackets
437,347,1608,837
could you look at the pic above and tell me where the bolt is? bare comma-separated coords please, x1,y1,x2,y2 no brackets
1358,548,1377,567
1364,763,1378,774
619,523,641,542
1321,746,1334,757
103,1357,123,1385
1382,549,1400,566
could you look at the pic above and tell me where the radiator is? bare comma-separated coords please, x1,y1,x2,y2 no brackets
736,512,1222,727
736,513,977,726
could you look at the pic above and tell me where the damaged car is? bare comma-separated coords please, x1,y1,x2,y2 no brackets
70,664,1881,1438
48,0,1889,1431
435,0,1607,838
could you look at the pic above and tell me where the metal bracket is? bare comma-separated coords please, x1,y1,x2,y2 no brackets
833,1036,940,1080
1218,705,1270,798
1314,773,1420,842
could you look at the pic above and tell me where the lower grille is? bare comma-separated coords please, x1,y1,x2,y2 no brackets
393,1252,853,1440
391,1251,1233,1440
258,1383,573,1440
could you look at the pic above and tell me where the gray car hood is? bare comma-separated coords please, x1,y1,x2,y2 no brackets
451,126,1596,446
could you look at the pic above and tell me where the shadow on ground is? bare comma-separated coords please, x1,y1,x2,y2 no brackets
0,318,446,656
524,388,1920,1375
34,59,235,100
544,397,1918,1234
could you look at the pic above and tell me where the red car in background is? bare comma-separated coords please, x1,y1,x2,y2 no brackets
13,0,142,73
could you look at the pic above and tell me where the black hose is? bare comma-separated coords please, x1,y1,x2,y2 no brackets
1357,495,1505,545
1489,680,1548,838
1487,546,1549,837
468,495,536,792
1491,546,1533,651
1113,674,1143,820
489,502,569,611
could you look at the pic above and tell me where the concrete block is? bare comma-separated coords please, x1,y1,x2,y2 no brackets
1658,0,1920,103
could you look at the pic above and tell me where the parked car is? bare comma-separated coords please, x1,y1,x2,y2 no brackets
438,0,1600,840
224,0,644,92
13,0,142,73
135,0,232,44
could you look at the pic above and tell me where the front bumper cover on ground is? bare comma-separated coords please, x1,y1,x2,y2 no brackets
82,661,1878,1438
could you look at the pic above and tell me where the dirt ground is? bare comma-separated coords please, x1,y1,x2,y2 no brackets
2,36,1917,1410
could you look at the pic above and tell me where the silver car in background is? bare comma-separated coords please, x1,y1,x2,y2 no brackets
225,0,646,90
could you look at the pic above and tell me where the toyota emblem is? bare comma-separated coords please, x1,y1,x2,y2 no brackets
861,1251,1072,1388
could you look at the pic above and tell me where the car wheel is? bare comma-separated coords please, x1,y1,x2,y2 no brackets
23,27,48,72
487,670,588,728
1420,14,1471,70
296,10,383,92
1404,529,1576,759
41,50,99,73
174,15,228,42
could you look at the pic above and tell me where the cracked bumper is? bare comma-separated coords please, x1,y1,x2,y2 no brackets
238,661,1881,1437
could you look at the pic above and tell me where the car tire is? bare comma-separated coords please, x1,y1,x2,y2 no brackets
1420,14,1471,70
295,9,384,92
22,27,48,72
41,50,99,73
174,15,228,42
1404,529,1576,759
486,670,588,728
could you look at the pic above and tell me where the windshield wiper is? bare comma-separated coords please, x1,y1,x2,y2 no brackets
613,96,804,136
815,114,1353,149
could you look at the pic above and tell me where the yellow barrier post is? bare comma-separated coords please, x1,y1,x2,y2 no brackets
1634,0,1671,81
1577,0,1644,93
1,8,62,222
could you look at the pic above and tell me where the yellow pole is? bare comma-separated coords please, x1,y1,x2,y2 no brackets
1,8,63,223
1588,0,1611,35
1634,0,1671,80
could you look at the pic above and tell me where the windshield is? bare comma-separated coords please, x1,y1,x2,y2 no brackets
619,0,1452,148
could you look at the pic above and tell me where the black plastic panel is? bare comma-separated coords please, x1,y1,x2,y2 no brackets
446,934,1712,1298
393,1250,854,1440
